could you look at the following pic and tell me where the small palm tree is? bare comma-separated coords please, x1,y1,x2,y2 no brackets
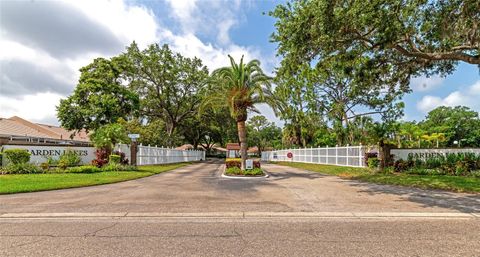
202,55,272,170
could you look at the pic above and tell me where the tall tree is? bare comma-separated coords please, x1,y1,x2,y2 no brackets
420,106,480,147
202,55,272,170
247,115,282,156
57,57,139,132
307,53,406,145
270,0,480,86
126,43,209,146
270,73,317,147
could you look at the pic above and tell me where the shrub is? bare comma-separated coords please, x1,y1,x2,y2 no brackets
58,150,81,167
225,166,263,176
225,166,242,175
57,160,68,170
46,156,59,166
92,148,109,167
244,168,264,176
40,162,50,171
367,157,380,169
3,149,30,165
225,159,260,169
66,165,101,173
393,159,414,172
101,163,137,172
225,159,241,168
364,152,377,166
109,154,121,164
1,163,42,174
425,156,443,169
112,151,129,165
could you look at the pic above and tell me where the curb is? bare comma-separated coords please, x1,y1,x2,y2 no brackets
0,212,478,219
220,165,269,179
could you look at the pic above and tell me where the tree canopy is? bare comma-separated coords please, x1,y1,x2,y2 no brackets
57,57,139,132
270,0,480,82
126,42,209,145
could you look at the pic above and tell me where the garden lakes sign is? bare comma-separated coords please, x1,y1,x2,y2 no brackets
391,148,480,161
29,149,89,157
2,145,95,165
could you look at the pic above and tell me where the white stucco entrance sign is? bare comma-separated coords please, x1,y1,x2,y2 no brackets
1,145,96,165
391,148,480,161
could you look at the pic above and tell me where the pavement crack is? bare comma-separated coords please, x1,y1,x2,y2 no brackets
83,223,118,237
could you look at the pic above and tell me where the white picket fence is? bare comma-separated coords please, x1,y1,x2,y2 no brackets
261,145,367,167
115,144,205,165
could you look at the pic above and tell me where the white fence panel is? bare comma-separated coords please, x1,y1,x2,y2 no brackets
261,145,367,168
114,144,205,166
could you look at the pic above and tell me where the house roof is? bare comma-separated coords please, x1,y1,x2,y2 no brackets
226,143,241,150
175,144,227,152
0,116,90,142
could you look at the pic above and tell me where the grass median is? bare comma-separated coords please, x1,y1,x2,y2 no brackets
273,162,480,193
0,163,190,194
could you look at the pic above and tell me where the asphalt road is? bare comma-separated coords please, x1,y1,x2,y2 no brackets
1,160,479,256
1,215,479,257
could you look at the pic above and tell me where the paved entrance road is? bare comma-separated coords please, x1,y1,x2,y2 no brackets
1,216,479,257
1,160,479,256
1,160,479,213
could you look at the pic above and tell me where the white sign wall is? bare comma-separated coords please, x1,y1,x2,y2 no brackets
391,148,480,160
2,145,96,165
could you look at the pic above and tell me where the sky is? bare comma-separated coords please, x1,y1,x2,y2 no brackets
0,0,479,127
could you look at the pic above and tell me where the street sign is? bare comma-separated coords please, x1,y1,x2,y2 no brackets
287,152,293,158
128,134,140,139
245,159,253,170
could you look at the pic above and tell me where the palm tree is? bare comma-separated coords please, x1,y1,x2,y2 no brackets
202,55,272,170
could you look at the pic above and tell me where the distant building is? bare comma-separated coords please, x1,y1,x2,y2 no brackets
175,144,226,155
226,143,241,158
0,116,90,146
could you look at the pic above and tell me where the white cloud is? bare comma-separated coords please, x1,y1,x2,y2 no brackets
417,80,480,113
410,75,445,92
0,0,159,123
0,92,63,125
0,0,276,125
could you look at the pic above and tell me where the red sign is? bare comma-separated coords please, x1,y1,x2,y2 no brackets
287,152,293,158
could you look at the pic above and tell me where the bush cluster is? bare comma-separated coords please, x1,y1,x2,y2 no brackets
0,149,42,174
367,157,380,169
3,149,31,165
393,153,480,176
92,148,109,167
225,166,264,176
364,152,377,166
225,159,261,169
1,163,42,174
1,147,135,175
57,150,82,169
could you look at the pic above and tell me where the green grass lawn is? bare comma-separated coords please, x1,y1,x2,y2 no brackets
0,163,190,194
273,162,480,193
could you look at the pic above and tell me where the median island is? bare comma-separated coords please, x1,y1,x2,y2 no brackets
223,158,267,177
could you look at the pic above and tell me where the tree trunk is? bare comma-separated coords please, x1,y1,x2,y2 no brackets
378,140,385,170
237,120,247,170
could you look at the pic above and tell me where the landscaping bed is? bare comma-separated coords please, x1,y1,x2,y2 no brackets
224,158,267,177
0,163,190,194
0,148,191,194
225,166,265,176
273,161,480,193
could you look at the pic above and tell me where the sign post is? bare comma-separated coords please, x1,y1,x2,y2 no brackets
287,152,293,162
245,159,253,170
128,134,140,166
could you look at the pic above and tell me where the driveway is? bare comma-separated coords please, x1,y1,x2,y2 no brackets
1,160,479,213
